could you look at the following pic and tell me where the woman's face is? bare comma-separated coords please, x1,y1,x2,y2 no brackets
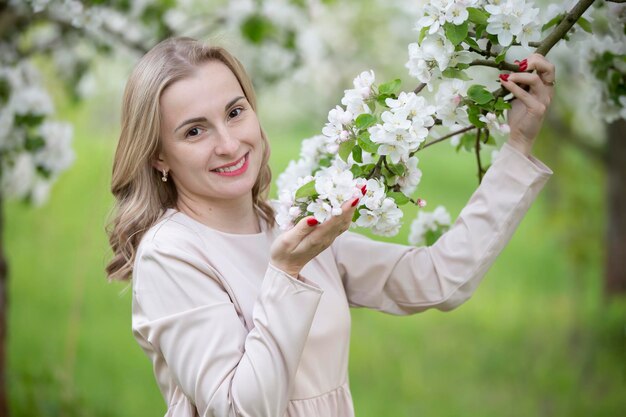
156,60,264,207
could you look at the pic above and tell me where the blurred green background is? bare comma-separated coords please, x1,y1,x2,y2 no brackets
6,41,626,417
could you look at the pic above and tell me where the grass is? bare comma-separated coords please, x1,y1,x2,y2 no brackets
6,91,625,416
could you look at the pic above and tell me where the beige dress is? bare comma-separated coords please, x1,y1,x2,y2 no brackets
131,142,553,417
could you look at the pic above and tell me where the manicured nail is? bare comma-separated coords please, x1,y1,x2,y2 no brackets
307,218,318,226
499,73,510,82
360,185,367,195
351,198,359,207
515,59,528,72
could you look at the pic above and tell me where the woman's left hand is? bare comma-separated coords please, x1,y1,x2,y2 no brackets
500,53,556,156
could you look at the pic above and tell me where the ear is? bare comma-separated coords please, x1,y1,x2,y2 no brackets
151,153,169,172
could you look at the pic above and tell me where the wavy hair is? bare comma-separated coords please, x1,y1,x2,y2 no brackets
106,37,275,281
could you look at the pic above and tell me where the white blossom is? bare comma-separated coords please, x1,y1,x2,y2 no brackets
479,112,510,134
34,121,75,174
409,205,452,246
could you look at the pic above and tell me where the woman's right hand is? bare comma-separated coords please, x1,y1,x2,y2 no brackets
270,196,361,278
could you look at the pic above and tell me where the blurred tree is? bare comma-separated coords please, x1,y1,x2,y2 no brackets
0,1,347,414
0,0,623,416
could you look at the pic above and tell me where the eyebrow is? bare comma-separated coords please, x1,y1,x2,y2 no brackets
173,95,246,133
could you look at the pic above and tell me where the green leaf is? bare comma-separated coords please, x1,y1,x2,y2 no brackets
464,36,481,51
352,209,361,222
388,191,409,205
467,105,486,128
352,145,363,163
338,139,356,162
425,228,445,246
577,17,593,33
355,113,377,130
467,85,494,105
388,162,406,176
350,164,363,177
378,79,402,96
495,50,507,64
357,132,380,153
444,21,469,46
318,156,332,169
418,26,429,44
295,180,317,199
467,7,488,26
494,97,512,111
442,68,472,81
240,15,275,44
542,15,563,32
461,133,476,152
14,114,45,127
377,93,392,107
474,24,486,38
25,135,46,152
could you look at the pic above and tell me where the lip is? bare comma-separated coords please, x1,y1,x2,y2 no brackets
211,152,249,177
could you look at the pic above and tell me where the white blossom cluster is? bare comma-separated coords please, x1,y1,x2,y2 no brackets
0,62,75,205
275,70,409,235
575,4,626,123
485,0,541,47
18,0,152,48
163,0,330,84
406,0,542,87
354,178,404,236
408,205,452,246
274,158,365,230
369,91,436,164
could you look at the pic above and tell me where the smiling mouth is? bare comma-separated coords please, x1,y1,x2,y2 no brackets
211,152,249,173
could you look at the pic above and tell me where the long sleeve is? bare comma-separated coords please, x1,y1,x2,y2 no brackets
331,142,553,315
131,231,324,417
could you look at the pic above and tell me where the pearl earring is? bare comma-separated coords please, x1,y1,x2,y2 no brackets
161,169,169,182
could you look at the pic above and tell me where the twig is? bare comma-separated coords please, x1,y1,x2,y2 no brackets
469,59,519,72
475,128,484,183
414,83,426,94
366,156,385,179
413,125,476,154
468,46,498,58
535,0,597,56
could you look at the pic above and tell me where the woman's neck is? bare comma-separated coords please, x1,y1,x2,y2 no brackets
175,194,261,234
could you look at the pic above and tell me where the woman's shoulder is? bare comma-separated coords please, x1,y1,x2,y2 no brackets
138,208,205,254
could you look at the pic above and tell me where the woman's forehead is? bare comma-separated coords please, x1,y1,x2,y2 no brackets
160,61,245,120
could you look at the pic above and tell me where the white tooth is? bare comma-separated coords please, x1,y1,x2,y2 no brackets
216,155,245,173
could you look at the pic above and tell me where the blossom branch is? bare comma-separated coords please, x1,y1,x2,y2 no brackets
535,0,597,56
413,125,477,154
469,59,519,71
367,156,385,179
414,83,427,94
475,129,484,183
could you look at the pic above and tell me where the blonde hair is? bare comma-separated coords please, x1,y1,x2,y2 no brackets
106,37,275,281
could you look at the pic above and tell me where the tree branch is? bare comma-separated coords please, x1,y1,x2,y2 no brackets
535,0,597,56
475,128,484,183
469,59,519,72
413,125,476,153
366,156,385,179
414,83,426,94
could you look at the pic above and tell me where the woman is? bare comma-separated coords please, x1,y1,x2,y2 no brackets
106,37,554,417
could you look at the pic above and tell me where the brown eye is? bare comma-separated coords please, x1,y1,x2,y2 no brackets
186,127,201,138
229,107,243,119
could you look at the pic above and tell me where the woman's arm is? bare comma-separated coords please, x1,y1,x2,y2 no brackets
132,229,323,417
331,139,552,315
331,53,556,315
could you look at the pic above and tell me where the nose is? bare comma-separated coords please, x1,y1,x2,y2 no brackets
213,125,240,156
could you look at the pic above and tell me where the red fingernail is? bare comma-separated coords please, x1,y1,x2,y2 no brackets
519,63,528,72
499,73,510,82
307,218,318,226
361,185,367,195
351,198,359,207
